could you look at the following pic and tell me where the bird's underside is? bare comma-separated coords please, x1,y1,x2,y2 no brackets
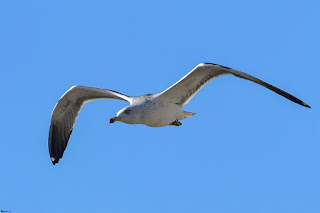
48,63,310,165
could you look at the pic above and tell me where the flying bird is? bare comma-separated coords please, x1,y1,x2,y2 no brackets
49,63,310,165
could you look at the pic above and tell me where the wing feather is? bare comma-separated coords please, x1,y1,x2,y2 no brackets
159,63,310,108
48,85,131,165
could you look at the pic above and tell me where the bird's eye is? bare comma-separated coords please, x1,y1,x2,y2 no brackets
124,109,131,114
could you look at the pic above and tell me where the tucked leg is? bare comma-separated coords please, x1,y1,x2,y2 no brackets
170,119,182,126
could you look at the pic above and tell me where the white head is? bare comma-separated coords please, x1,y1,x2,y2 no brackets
109,106,141,125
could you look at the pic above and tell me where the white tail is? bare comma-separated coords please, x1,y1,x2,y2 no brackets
182,110,197,120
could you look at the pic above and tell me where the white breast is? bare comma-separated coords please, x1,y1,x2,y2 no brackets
140,99,184,127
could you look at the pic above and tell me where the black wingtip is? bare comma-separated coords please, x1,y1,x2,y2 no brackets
48,122,72,166
51,157,59,165
303,102,311,108
292,99,311,108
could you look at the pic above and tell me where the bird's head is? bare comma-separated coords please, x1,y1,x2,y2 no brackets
109,106,140,125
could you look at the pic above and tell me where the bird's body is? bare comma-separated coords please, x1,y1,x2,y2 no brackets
117,94,195,127
49,63,310,165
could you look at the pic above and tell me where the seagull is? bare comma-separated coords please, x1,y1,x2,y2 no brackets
49,63,310,165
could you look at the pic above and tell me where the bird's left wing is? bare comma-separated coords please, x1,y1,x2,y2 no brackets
49,86,132,165
158,63,310,108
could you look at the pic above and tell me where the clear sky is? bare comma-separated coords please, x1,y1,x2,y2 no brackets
0,0,319,213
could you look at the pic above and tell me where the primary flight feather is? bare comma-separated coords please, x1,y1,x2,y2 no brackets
49,63,310,165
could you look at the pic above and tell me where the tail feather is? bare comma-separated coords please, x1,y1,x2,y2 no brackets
181,110,197,120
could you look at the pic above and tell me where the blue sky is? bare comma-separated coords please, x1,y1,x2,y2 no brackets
0,0,319,213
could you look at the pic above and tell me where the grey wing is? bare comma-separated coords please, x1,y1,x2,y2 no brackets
159,63,310,108
49,85,131,165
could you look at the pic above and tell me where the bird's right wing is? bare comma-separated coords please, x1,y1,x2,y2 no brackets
159,63,310,108
49,85,132,165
